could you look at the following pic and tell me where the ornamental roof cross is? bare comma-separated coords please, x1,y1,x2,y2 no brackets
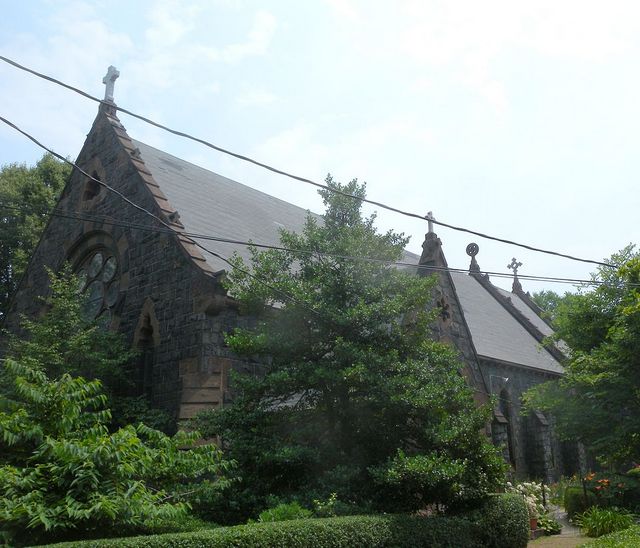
507,257,523,292
102,66,120,102
426,211,435,233
507,257,522,276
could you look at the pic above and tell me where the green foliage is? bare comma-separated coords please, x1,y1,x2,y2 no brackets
195,177,505,519
43,514,485,548
312,492,361,518
537,513,562,535
110,395,174,433
0,358,233,545
581,524,640,547
574,506,636,538
582,472,640,509
524,245,640,466
626,465,640,478
457,493,530,548
505,481,550,519
530,289,568,321
6,266,137,392
257,501,312,522
0,154,70,317
549,476,574,506
565,486,598,519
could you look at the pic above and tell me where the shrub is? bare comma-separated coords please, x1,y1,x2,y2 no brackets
42,514,483,548
574,506,635,538
505,481,550,518
582,472,640,509
565,486,598,519
537,513,562,535
257,501,312,522
457,493,530,548
0,359,232,546
312,492,365,518
581,524,640,547
626,466,640,479
549,476,573,506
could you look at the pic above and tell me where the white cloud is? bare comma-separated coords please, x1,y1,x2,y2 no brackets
328,1,640,113
236,89,277,107
221,10,277,63
324,0,360,22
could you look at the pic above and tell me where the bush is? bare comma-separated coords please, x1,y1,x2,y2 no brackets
574,506,635,538
42,514,483,548
582,524,640,547
565,486,598,519
457,493,530,548
537,513,562,535
257,501,312,522
0,359,232,546
505,481,549,518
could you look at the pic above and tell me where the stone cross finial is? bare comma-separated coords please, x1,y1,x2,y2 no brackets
102,66,120,102
466,242,480,273
507,257,522,276
507,257,523,292
426,211,435,233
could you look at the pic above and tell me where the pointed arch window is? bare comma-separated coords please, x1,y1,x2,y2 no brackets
75,249,120,322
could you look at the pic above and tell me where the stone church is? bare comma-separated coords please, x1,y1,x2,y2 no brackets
5,79,577,482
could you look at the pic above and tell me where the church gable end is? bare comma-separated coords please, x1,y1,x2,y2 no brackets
6,106,240,421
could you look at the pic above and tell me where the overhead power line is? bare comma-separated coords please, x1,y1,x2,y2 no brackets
0,54,615,269
0,201,632,289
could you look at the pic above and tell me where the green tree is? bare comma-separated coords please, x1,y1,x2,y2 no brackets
0,270,234,544
524,245,640,466
7,266,135,387
0,359,232,545
0,154,70,318
4,267,173,431
196,177,504,518
531,289,566,321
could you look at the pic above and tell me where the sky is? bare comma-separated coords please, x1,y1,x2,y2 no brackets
1,0,638,294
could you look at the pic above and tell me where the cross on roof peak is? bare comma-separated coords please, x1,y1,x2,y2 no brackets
507,257,522,276
507,257,523,292
102,66,120,102
426,211,435,233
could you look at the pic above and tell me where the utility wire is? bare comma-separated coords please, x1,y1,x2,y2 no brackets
1,201,632,288
0,54,615,269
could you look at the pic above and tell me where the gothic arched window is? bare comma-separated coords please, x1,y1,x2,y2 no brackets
76,249,120,322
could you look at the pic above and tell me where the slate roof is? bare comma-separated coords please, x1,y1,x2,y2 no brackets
134,140,316,273
134,139,419,273
133,138,562,376
450,272,564,374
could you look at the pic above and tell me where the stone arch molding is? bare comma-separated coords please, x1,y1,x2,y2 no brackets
66,230,128,326
133,297,161,348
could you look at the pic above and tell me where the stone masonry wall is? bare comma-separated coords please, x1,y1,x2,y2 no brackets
6,108,244,421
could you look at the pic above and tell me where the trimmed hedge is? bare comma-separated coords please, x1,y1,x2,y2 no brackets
44,494,529,548
565,486,597,519
582,525,640,547
46,514,483,548
458,493,530,548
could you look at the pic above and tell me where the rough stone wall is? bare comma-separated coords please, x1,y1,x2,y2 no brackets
5,108,240,421
418,232,490,404
479,357,566,481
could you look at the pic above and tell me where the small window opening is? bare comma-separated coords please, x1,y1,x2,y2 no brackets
83,171,102,201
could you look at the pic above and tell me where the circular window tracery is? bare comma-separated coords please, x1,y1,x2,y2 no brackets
76,249,120,321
